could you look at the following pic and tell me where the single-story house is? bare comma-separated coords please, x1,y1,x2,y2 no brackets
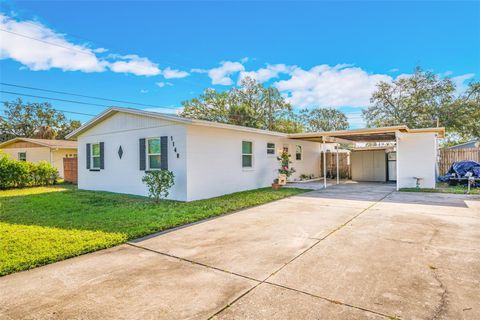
448,139,479,149
0,138,77,178
66,107,445,201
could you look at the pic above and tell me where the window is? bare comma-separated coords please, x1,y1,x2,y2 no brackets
91,143,101,169
147,138,161,170
18,152,26,161
242,141,253,168
267,143,275,155
296,145,302,160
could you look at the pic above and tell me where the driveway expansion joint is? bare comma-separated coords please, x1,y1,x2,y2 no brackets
209,189,397,319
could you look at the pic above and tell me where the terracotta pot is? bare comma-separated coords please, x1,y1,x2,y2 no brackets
271,183,281,190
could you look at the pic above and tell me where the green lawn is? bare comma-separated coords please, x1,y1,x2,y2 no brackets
400,182,480,195
0,185,308,276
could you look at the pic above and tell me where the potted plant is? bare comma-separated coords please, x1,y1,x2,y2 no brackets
277,151,296,184
272,178,281,190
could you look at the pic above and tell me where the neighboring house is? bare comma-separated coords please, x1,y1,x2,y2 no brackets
67,107,444,201
448,139,479,149
0,138,77,178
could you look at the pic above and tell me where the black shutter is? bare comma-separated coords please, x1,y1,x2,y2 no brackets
86,143,91,169
139,138,146,170
99,142,105,169
160,136,168,170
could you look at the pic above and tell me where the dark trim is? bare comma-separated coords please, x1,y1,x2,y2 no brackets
160,136,168,170
89,169,100,172
139,138,146,170
86,143,91,169
99,142,105,169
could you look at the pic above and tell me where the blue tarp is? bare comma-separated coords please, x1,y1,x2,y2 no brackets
439,160,480,187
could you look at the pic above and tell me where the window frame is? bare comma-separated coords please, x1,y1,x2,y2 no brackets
242,140,254,169
18,152,26,161
146,137,162,170
266,142,276,156
295,145,303,161
90,143,101,169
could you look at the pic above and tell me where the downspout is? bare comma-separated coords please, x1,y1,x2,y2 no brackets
395,131,400,191
336,143,339,185
323,137,327,189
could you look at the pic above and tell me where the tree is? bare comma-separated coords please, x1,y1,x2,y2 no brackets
300,107,349,132
0,98,81,142
362,67,479,141
180,77,299,133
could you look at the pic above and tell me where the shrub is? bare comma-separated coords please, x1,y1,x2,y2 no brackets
142,170,175,202
0,152,59,189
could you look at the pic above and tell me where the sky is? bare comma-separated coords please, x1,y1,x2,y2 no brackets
0,0,479,129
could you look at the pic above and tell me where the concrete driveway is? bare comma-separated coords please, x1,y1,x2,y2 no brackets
1,183,479,320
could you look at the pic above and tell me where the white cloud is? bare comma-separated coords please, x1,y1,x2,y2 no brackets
0,13,186,78
0,13,106,72
238,64,294,84
140,89,148,94
240,57,249,63
156,81,173,88
190,68,207,73
207,61,245,85
274,64,392,108
452,73,475,94
161,67,189,79
389,68,399,72
108,54,160,76
93,47,108,53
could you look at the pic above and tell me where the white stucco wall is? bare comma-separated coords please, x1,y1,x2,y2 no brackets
396,131,438,189
77,112,188,201
185,125,321,201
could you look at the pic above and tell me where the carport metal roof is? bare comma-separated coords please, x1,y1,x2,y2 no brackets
287,126,445,143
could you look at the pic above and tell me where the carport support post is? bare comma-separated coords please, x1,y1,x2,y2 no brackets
323,137,327,189
336,143,339,185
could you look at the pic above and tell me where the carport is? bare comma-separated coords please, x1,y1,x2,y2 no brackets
288,126,445,190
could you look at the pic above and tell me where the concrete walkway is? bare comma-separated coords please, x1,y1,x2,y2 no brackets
1,183,479,319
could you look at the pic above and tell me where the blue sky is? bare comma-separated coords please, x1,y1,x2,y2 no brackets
1,0,479,128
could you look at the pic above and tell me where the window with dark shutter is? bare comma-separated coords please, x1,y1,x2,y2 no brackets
86,143,91,169
139,138,146,170
99,142,105,169
160,136,168,170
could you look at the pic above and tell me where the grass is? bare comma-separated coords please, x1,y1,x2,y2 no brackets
400,182,480,195
0,185,309,276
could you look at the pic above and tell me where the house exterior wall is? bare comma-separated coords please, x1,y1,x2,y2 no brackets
1,146,76,178
77,112,188,201
1,146,51,164
396,132,438,189
185,125,321,201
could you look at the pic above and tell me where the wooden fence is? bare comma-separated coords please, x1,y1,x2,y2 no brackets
320,152,351,179
439,148,480,175
63,157,78,184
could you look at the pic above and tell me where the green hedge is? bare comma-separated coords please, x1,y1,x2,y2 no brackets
0,152,59,189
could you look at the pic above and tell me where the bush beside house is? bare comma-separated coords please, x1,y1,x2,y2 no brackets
0,152,59,189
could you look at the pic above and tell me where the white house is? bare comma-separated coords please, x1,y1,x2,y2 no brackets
67,107,444,201
66,107,321,201
0,138,77,178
